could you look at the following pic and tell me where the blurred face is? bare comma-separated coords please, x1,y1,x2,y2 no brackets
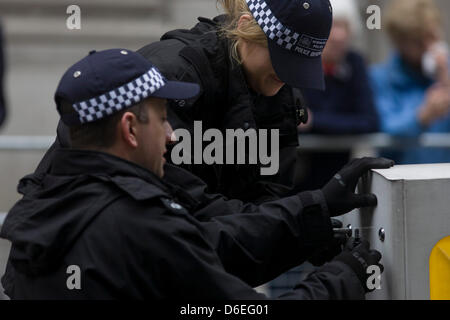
396,23,442,70
322,20,351,64
239,40,285,96
237,14,285,96
134,98,173,177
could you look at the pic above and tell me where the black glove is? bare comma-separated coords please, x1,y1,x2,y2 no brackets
308,219,346,266
334,237,384,293
321,157,395,217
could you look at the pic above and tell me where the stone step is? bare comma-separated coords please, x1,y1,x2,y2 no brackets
0,0,170,19
3,15,170,46
2,0,219,46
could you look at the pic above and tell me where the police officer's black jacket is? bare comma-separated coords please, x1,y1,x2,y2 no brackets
138,15,307,203
1,149,365,299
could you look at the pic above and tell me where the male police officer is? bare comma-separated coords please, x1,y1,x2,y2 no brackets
1,49,386,299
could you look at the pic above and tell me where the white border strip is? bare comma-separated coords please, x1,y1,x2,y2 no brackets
0,136,55,150
0,212,6,226
2,134,450,151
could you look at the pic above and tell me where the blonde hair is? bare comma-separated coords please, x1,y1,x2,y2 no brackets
217,0,267,63
385,0,442,43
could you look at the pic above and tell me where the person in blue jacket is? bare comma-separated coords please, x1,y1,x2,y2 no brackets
295,0,379,191
370,0,450,164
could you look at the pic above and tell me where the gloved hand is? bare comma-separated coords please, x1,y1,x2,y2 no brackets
321,157,395,217
334,237,384,293
309,219,346,266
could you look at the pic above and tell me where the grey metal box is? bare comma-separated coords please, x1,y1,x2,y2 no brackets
342,164,450,300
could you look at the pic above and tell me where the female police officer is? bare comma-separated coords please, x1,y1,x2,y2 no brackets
138,0,334,203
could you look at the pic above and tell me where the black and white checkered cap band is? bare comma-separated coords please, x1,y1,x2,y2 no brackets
73,67,166,124
246,0,327,58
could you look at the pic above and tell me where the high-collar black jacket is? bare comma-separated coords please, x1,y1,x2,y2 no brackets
1,149,364,299
138,15,306,203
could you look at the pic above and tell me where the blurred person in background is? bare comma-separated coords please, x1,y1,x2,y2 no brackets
295,0,379,191
370,0,450,164
0,21,6,127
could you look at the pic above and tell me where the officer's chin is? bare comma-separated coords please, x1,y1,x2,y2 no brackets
158,162,165,178
261,78,285,97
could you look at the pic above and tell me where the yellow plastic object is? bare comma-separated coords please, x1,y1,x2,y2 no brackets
430,236,450,300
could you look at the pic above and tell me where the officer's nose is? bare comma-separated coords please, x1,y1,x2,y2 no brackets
165,122,176,145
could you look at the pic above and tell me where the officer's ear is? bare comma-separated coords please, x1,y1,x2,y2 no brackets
237,14,253,31
119,112,139,148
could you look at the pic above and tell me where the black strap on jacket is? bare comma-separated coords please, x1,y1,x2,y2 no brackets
292,88,309,126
